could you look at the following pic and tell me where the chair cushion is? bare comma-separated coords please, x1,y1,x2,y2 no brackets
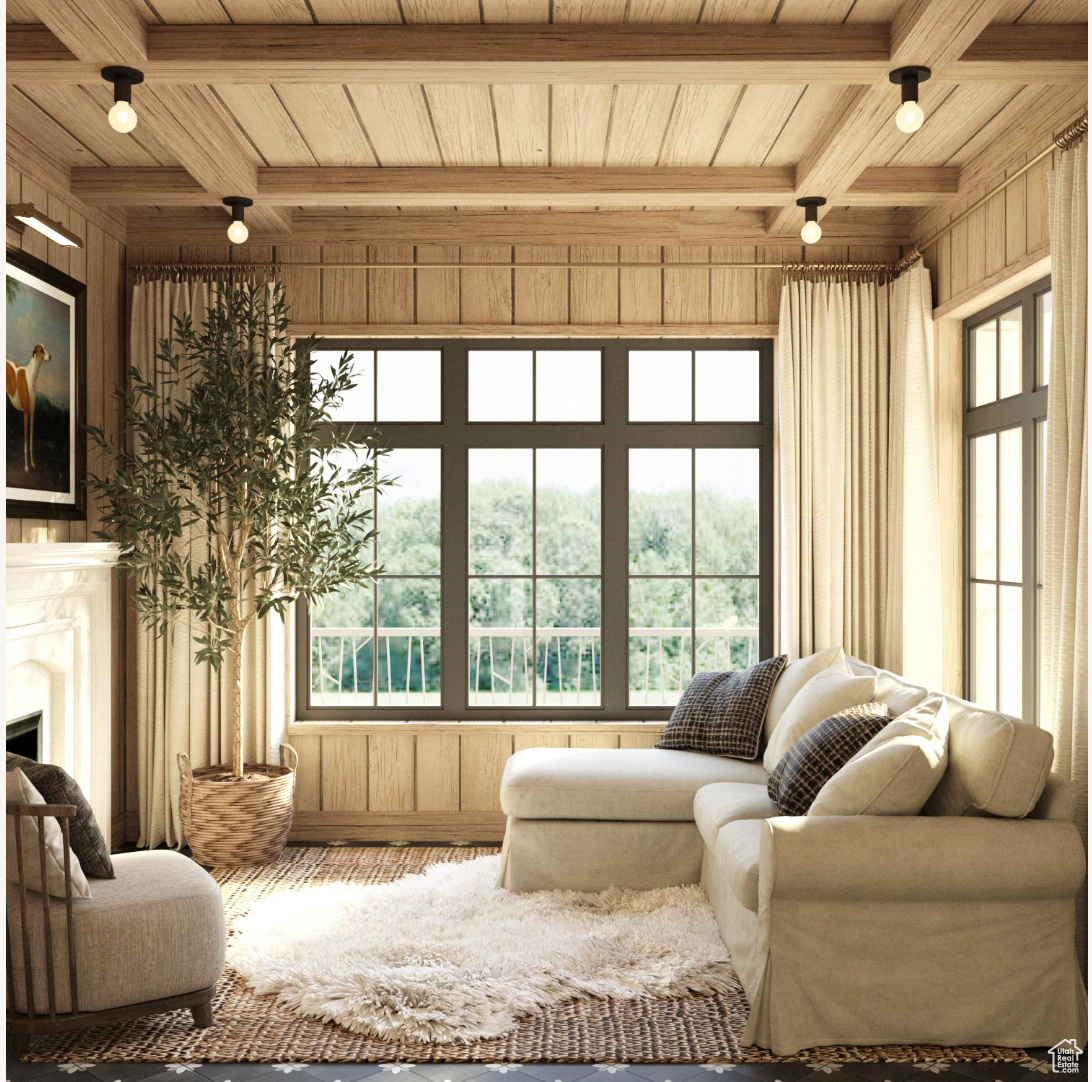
763,668,878,771
7,849,225,1014
768,703,892,815
714,819,764,913
656,655,788,760
763,646,849,745
809,695,949,817
694,782,779,849
500,747,769,821
925,698,1054,817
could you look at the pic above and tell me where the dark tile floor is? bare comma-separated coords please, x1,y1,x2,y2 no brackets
6,1053,1083,1082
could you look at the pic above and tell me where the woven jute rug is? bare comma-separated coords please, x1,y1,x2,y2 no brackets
24,845,1029,1065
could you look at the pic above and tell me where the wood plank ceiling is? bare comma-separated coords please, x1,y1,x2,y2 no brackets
5,0,1087,250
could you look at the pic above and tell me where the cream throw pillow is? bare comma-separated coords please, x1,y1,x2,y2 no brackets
763,668,877,771
809,695,949,817
6,768,92,899
762,646,849,748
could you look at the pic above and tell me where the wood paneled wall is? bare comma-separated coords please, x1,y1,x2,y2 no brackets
5,155,130,842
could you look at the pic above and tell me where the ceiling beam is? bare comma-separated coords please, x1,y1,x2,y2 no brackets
125,207,913,247
764,0,1013,237
946,24,1087,84
21,0,145,66
70,165,959,209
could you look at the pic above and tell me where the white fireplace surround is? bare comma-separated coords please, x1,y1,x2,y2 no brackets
5,542,119,848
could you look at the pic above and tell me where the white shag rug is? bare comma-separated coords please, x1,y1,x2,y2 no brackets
227,854,738,1044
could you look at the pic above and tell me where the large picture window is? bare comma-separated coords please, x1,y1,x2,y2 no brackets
298,339,774,721
964,279,1049,723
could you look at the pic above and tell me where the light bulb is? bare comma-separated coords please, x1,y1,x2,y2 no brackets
801,219,822,245
895,100,924,134
227,220,249,244
108,100,137,133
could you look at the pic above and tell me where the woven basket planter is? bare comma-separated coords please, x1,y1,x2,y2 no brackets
178,744,298,867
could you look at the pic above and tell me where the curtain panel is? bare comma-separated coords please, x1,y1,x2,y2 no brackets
130,278,286,850
776,263,942,688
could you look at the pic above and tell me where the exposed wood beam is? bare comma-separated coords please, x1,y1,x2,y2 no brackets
21,0,145,65
70,165,959,209
765,0,1012,237
126,207,913,247
946,24,1087,84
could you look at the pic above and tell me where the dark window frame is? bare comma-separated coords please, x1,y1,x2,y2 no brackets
963,277,1050,722
295,337,775,722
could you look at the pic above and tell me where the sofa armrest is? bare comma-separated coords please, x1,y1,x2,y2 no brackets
759,814,1086,903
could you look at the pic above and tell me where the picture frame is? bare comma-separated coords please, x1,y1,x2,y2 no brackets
6,246,87,520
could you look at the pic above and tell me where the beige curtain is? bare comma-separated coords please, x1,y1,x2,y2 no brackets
777,263,942,686
131,278,284,850
1044,137,1087,959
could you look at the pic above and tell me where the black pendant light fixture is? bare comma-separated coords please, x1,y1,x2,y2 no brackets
101,66,144,133
223,197,253,244
889,66,931,133
797,197,826,244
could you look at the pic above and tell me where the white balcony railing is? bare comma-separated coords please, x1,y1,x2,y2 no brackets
311,625,759,709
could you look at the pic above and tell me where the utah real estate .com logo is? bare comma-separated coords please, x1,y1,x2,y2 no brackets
1048,1039,1083,1074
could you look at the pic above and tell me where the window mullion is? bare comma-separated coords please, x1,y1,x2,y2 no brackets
601,341,629,716
443,343,469,717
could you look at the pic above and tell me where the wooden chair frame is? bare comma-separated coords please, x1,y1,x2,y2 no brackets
5,801,215,1059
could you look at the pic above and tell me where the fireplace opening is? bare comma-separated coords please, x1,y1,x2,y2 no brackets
7,712,42,761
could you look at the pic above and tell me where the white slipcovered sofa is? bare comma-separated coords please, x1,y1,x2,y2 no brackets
496,653,1087,1055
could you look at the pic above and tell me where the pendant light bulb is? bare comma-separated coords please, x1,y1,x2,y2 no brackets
797,197,826,245
895,100,925,134
223,196,253,245
889,66,931,134
101,66,144,134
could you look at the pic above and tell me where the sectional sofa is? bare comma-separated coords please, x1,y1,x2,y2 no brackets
497,650,1087,1055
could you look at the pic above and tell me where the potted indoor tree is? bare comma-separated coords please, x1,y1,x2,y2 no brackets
88,281,388,866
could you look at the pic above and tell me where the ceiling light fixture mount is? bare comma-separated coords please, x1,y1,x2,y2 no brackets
223,196,253,244
102,66,144,134
889,66,931,134
797,197,826,244
8,203,84,248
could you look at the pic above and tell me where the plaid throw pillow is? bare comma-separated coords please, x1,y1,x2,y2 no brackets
767,702,892,815
6,753,115,879
656,655,788,760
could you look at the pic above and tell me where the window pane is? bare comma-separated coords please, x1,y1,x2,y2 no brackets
629,579,691,707
973,582,997,711
973,321,997,407
629,448,692,573
998,427,1022,584
998,584,1022,717
536,350,601,422
973,433,997,580
536,578,600,707
468,350,532,422
695,351,759,422
311,583,374,707
998,307,1022,400
377,350,441,421
629,350,692,421
377,579,441,707
469,578,532,707
1038,290,1052,388
312,349,374,422
696,578,760,673
469,448,532,573
695,448,759,574
378,448,441,574
536,448,600,574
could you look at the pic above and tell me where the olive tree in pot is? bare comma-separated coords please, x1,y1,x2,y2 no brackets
88,281,388,866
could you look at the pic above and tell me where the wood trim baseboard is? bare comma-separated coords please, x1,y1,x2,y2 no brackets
288,721,667,736
289,810,507,843
289,323,780,340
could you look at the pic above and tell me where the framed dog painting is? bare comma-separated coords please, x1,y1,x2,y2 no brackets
6,248,87,520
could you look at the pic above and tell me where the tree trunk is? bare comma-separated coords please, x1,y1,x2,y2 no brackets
230,623,245,779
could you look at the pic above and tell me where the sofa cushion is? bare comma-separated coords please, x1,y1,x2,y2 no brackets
768,703,892,815
656,655,788,760
809,695,949,817
846,657,930,717
500,747,769,821
714,819,763,913
694,781,779,848
763,669,878,771
763,646,849,746
925,699,1054,818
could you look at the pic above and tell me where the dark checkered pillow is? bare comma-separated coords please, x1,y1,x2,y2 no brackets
656,655,788,760
767,702,892,815
6,753,115,879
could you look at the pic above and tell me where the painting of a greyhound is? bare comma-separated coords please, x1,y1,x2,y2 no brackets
6,249,86,519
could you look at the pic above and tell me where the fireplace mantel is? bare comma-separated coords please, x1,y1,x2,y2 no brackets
6,542,120,848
